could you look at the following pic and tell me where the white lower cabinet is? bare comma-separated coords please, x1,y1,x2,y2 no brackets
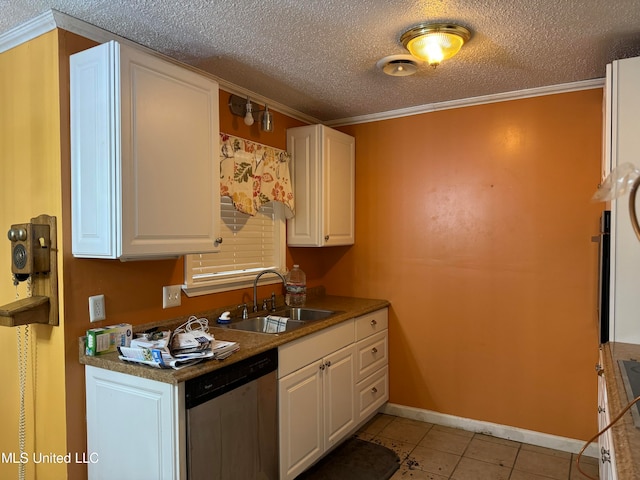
84,308,389,480
278,343,356,479
597,351,618,480
323,345,359,446
278,359,324,476
278,308,389,479
85,365,185,480
355,309,389,421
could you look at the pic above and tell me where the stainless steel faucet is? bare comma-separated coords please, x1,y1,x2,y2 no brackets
253,270,286,312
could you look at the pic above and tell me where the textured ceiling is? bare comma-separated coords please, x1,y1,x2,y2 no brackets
2,0,640,122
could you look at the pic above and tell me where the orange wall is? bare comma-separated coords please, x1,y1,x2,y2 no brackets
21,29,600,479
293,90,604,440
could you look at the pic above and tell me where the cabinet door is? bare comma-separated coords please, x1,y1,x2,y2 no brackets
322,127,355,246
70,41,120,258
119,44,220,258
279,360,324,480
323,344,356,449
85,365,184,480
286,124,354,247
71,41,220,259
286,125,321,246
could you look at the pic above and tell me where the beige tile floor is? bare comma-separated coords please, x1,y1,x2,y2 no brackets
356,414,600,480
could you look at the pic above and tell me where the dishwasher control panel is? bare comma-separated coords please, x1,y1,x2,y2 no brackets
185,348,277,408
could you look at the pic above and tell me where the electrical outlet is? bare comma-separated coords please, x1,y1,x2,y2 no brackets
88,294,106,322
163,285,182,309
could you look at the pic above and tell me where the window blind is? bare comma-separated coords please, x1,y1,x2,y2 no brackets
184,197,284,294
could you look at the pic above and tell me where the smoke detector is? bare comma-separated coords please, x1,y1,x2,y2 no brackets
376,54,420,77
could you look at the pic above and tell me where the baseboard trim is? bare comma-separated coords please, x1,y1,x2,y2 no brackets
381,403,598,458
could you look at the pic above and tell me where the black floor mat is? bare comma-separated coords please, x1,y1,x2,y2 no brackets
296,436,400,480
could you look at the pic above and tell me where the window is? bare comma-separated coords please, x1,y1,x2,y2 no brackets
183,197,286,296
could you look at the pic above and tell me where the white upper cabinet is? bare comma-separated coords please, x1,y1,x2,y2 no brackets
605,55,640,343
287,125,355,246
70,41,220,260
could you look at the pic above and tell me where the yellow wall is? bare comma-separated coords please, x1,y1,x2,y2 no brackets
0,31,67,480
293,90,604,440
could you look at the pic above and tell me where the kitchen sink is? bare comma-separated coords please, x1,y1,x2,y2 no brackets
274,307,338,321
224,308,339,334
226,316,307,334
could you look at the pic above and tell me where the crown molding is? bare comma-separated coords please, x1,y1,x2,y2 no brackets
0,9,320,126
0,10,57,53
326,78,605,127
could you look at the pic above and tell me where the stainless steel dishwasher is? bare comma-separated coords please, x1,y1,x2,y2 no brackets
185,348,278,480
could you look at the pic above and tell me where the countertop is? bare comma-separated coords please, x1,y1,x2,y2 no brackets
79,293,390,385
602,342,640,480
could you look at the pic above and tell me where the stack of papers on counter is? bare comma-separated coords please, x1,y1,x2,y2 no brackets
209,340,241,359
117,330,239,369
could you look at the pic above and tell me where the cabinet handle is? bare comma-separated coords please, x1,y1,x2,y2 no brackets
324,235,330,241
595,363,604,376
371,387,378,394
371,347,378,354
215,237,223,245
629,176,640,243
370,319,377,326
319,363,326,371
325,360,331,367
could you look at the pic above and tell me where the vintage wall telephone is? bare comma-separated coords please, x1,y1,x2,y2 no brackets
9,222,51,283
0,214,58,327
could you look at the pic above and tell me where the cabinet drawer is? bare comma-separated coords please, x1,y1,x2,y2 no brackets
356,331,388,382
356,366,388,421
355,309,388,341
597,374,607,431
278,320,355,378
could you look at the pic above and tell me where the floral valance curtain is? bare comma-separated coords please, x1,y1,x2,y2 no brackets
220,133,294,217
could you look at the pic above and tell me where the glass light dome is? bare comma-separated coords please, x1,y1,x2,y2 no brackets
401,23,471,67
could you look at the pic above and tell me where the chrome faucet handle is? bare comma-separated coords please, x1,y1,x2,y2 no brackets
262,298,270,311
237,303,249,319
270,292,277,312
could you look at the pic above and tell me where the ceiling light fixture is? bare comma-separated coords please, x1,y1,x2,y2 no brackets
228,94,274,131
400,23,471,67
